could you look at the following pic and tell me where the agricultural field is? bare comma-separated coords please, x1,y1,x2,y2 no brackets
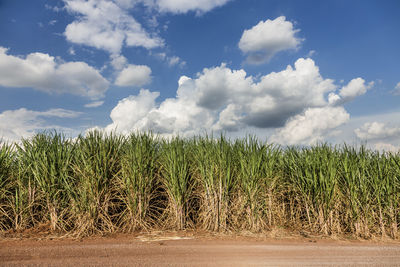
0,131,399,239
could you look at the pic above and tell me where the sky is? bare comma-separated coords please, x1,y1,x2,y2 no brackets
0,0,399,150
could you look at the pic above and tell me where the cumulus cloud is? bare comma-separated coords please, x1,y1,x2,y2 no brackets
0,47,109,99
270,106,350,145
0,108,81,142
105,89,159,134
239,16,303,64
247,58,336,127
115,64,152,87
103,57,367,144
110,54,128,70
63,0,164,54
339,78,369,100
328,78,373,105
355,122,400,140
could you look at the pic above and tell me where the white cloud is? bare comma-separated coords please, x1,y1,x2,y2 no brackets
63,0,163,54
168,56,186,67
332,110,400,150
248,58,335,128
110,54,128,70
105,89,160,134
328,78,372,105
168,56,180,66
270,106,350,145
45,4,64,12
0,108,81,142
153,52,185,67
306,50,316,57
373,142,400,153
115,64,152,87
392,82,400,95
139,0,231,14
103,58,367,144
84,100,104,108
0,47,109,99
114,0,136,8
355,122,400,140
68,47,76,55
155,52,167,60
239,16,303,64
339,78,371,101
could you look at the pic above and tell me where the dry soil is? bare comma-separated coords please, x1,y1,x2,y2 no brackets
1,233,400,266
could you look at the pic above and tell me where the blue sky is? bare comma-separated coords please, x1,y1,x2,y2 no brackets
0,0,399,150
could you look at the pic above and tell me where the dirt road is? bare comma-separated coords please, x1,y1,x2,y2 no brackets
1,234,400,266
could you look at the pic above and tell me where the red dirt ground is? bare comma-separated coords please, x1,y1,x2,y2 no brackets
1,233,400,266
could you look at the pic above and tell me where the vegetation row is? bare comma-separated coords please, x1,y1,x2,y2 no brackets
0,131,399,239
